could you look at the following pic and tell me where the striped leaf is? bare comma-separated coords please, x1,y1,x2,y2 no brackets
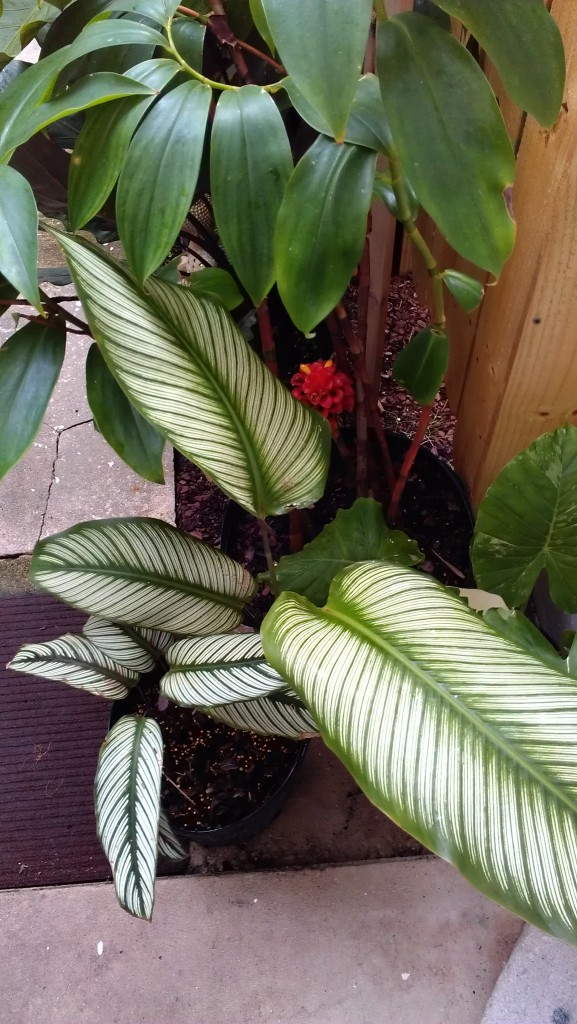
95,715,163,919
202,692,318,740
262,562,577,945
158,808,188,860
8,633,138,699
162,633,286,706
83,616,157,673
31,517,256,635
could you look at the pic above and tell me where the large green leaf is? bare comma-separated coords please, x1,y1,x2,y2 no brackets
275,136,376,333
0,0,62,68
50,231,331,517
95,715,162,919
377,12,515,276
276,497,422,607
83,615,158,673
433,0,565,128
211,86,293,307
116,79,211,282
68,57,180,229
0,320,65,477
248,0,274,54
283,73,392,155
392,326,449,406
8,633,139,699
186,267,243,311
86,343,165,484
472,425,577,613
162,633,286,706
31,517,256,633
0,165,41,305
261,0,372,140
170,14,205,70
202,692,318,739
262,561,577,945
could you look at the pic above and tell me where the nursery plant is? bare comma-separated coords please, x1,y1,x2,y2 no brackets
3,0,577,946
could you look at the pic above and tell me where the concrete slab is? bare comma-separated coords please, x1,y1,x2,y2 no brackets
0,421,57,555
0,858,522,1024
481,925,577,1024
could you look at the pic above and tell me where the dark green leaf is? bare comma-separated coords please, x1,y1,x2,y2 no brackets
392,326,449,406
377,13,516,276
275,136,376,333
261,0,373,140
413,0,451,32
472,425,577,613
284,73,392,155
212,86,292,307
86,343,165,484
0,321,65,478
0,165,41,307
117,79,211,282
483,608,569,676
443,270,484,312
100,0,180,23
187,268,243,310
10,130,70,217
373,168,418,221
249,0,274,54
40,0,112,57
276,497,423,606
433,0,565,128
0,0,61,67
170,15,205,70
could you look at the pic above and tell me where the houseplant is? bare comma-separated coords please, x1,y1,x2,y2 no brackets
4,0,577,947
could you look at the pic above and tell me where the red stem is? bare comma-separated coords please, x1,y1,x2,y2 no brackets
256,299,279,378
388,404,433,524
177,5,286,73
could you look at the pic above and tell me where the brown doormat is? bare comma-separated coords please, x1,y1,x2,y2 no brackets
0,594,112,888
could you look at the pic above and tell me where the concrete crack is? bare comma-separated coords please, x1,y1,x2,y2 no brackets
35,420,93,543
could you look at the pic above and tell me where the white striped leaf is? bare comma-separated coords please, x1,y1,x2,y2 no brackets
162,633,286,706
48,230,331,518
31,517,256,635
158,809,188,861
8,633,138,699
262,561,577,945
202,692,318,740
83,616,157,673
95,715,163,920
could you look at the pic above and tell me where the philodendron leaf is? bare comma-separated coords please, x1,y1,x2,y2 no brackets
483,608,570,677
275,136,376,333
377,12,515,276
284,74,392,155
472,425,577,613
262,561,577,945
261,0,373,140
162,633,286,706
50,231,331,517
83,616,158,673
31,517,256,634
117,80,211,282
86,343,165,484
0,321,65,479
95,715,162,919
392,326,449,406
276,497,422,607
8,633,139,699
443,270,484,312
202,693,318,740
0,166,41,307
211,86,293,307
158,809,187,860
433,0,565,128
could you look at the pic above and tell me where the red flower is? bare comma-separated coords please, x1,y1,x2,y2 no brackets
291,359,355,429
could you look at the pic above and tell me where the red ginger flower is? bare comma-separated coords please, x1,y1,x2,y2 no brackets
291,359,355,429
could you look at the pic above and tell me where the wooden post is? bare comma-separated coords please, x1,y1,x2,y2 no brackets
453,0,577,505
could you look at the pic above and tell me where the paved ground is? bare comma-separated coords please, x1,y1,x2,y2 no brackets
481,925,577,1024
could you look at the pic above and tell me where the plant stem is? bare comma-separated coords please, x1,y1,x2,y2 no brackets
164,772,198,808
178,3,286,74
256,299,279,378
374,0,389,23
166,16,239,90
259,518,279,596
388,403,433,523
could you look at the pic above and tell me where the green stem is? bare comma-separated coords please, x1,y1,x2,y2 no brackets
166,16,280,92
374,0,389,23
259,519,279,596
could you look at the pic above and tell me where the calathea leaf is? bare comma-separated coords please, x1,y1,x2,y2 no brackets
202,693,318,740
31,517,256,634
262,561,577,945
393,326,449,406
158,809,187,860
49,231,331,517
8,633,139,699
162,633,286,706
0,166,42,307
95,715,162,919
83,616,158,673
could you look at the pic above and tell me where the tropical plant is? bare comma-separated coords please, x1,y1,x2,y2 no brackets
4,0,577,947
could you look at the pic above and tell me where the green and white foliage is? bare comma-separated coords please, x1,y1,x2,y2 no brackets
83,616,157,673
263,561,577,945
95,715,163,919
8,633,138,699
158,808,188,861
202,692,318,740
162,633,286,706
31,517,256,635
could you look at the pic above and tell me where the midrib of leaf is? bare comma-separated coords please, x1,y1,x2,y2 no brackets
324,603,577,817
38,564,247,610
128,720,148,919
169,657,269,672
19,652,131,683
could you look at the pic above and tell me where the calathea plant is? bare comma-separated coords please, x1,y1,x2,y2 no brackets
3,0,577,947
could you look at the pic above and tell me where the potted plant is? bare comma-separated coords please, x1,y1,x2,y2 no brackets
3,0,577,947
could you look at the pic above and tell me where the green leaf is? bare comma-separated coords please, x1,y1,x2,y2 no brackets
211,86,293,307
262,561,577,945
261,0,372,140
99,0,180,23
0,165,41,306
95,715,162,919
49,231,331,517
413,0,451,32
31,516,256,633
170,15,205,70
116,79,211,282
483,608,569,677
86,343,165,484
373,168,418,221
68,57,180,229
202,692,318,739
158,808,187,860
162,633,286,706
443,270,484,312
377,12,516,276
83,615,158,673
472,425,577,613
276,497,423,607
0,0,61,67
284,73,393,155
186,267,243,310
0,320,65,477
433,0,565,128
275,136,376,333
8,633,139,699
392,326,449,406
249,0,274,54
